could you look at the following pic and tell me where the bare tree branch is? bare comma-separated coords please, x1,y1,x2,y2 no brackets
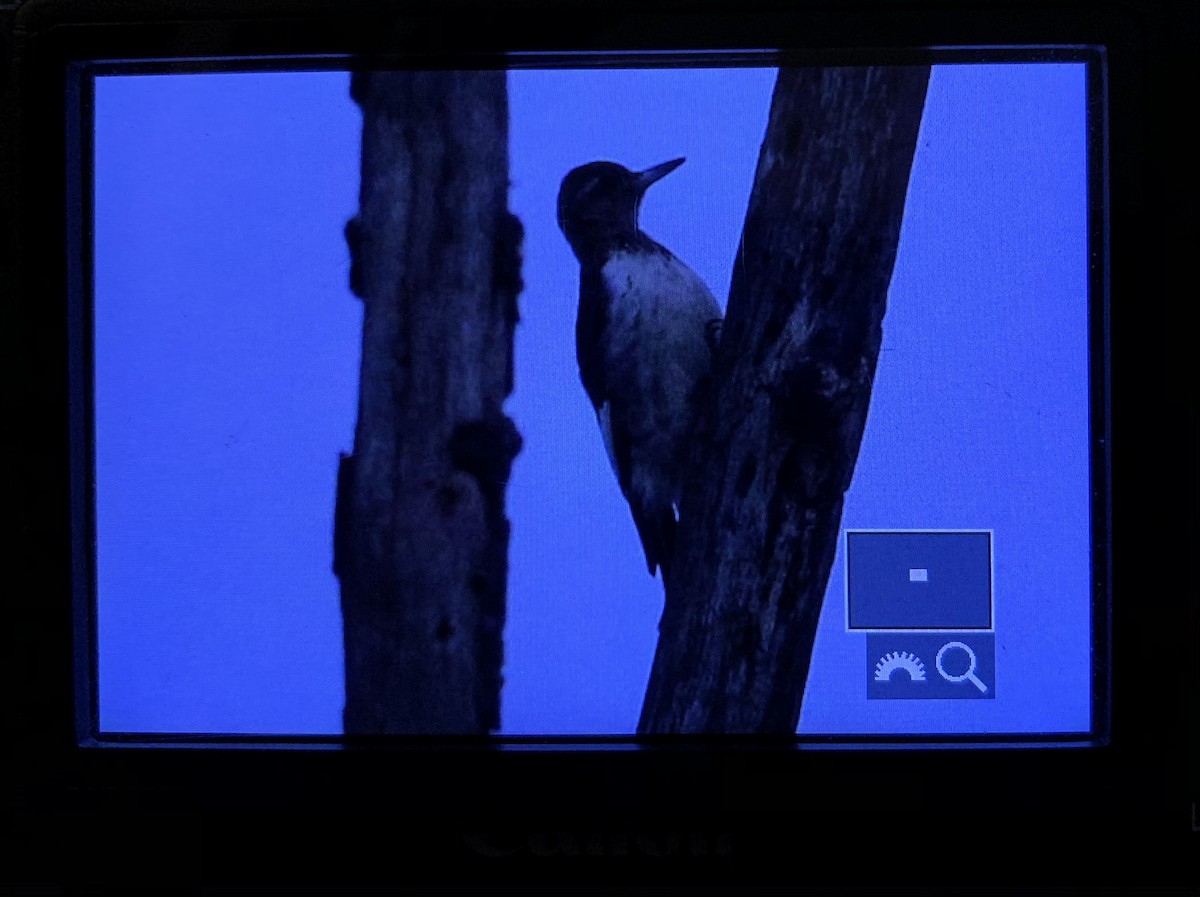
640,66,930,734
337,71,522,735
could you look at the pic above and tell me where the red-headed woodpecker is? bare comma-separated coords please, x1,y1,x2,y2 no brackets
557,158,722,578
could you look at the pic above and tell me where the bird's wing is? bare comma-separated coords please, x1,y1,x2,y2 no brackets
575,269,608,412
576,276,637,499
602,403,635,497
601,399,665,575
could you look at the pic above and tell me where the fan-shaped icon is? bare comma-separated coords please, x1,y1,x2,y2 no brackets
874,650,927,682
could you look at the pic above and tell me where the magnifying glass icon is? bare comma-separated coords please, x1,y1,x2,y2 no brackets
936,641,988,693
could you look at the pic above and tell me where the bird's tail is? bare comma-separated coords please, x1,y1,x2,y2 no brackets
631,501,677,579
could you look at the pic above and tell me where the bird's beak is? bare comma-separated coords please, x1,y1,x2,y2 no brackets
636,157,685,192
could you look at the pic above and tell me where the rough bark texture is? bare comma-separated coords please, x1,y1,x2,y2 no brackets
336,71,522,734
639,66,930,734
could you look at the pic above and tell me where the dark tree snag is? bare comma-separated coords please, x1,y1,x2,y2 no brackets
336,71,522,734
639,66,930,734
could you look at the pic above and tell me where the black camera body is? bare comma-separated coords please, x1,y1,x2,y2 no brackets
3,1,1195,894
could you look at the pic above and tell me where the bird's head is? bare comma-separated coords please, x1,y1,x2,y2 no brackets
556,158,685,259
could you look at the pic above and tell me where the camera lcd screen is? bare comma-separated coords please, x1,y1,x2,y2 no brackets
90,61,1096,739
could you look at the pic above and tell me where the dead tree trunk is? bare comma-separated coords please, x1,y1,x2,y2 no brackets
336,71,522,734
639,66,930,734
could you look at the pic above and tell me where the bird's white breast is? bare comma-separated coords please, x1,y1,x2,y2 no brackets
597,249,721,507
600,250,721,363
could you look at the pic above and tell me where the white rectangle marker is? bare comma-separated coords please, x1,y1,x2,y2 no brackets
909,568,929,582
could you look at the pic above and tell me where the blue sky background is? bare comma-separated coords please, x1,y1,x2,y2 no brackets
92,63,1091,736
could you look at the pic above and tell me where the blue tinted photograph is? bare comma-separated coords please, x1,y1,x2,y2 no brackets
92,62,1091,737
